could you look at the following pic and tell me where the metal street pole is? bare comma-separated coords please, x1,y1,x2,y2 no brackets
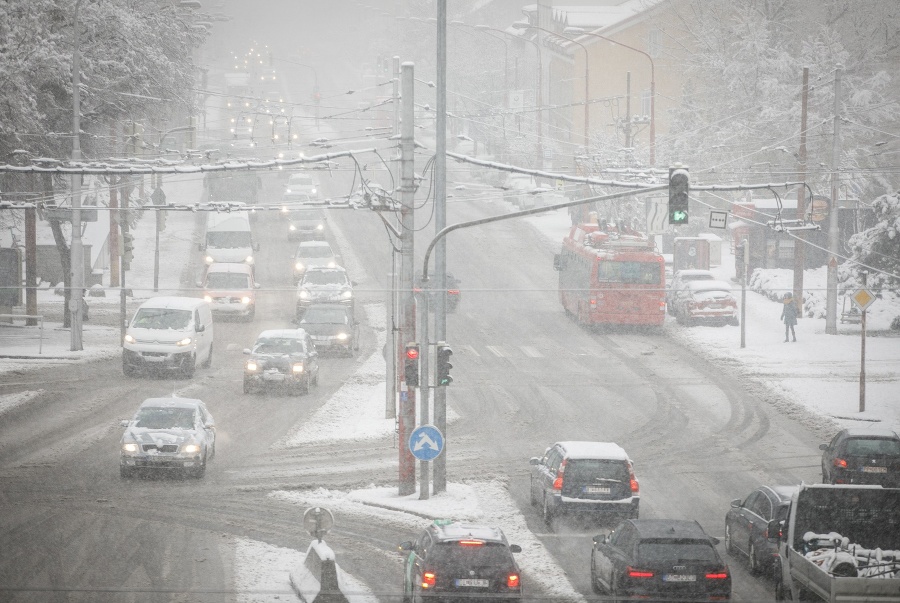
70,0,86,351
793,67,809,306
433,0,448,494
859,272,867,412
386,55,401,421
826,65,842,334
741,238,748,349
398,62,417,496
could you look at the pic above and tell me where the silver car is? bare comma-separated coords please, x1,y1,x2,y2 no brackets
119,397,216,478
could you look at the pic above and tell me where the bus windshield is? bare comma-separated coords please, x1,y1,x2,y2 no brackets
596,261,661,285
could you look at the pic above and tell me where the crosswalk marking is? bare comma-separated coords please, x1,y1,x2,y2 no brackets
521,346,543,358
485,345,506,358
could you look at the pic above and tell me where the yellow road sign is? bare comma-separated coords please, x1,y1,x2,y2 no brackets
851,288,876,311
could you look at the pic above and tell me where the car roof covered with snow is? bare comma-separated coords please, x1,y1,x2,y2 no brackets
138,296,209,311
555,441,630,460
253,328,310,341
138,397,204,410
206,262,253,275
674,269,715,279
685,280,734,292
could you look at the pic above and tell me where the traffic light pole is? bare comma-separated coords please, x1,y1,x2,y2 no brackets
418,291,431,500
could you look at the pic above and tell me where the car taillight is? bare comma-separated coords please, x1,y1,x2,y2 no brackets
626,567,654,578
553,459,567,490
422,571,436,589
628,463,639,494
834,458,848,468
705,570,730,580
507,573,520,588
459,540,484,547
448,289,460,295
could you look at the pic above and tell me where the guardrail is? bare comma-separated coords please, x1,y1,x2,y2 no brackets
0,314,44,354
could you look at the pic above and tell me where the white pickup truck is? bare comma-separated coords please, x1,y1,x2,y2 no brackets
773,484,900,602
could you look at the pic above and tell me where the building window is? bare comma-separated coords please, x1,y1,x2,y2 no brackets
648,29,661,57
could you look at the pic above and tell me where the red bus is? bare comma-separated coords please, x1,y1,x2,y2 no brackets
555,222,666,326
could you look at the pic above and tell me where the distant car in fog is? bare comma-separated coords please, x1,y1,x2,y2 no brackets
285,172,320,199
242,329,320,395
284,206,326,241
293,240,340,281
672,280,739,327
298,304,359,356
296,267,355,317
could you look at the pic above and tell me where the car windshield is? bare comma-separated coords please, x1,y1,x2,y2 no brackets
597,261,661,285
254,337,306,354
845,438,900,456
291,210,324,222
429,542,514,569
207,231,252,249
638,540,719,563
683,273,714,282
134,407,196,430
131,308,191,330
303,271,347,286
297,246,333,259
565,459,629,482
289,175,314,187
206,272,250,289
301,306,348,324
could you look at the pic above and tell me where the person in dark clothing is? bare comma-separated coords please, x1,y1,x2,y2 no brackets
781,292,799,342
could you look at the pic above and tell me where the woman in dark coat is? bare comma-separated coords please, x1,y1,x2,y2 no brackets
781,293,799,342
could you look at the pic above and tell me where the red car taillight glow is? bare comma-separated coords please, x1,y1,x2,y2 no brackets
422,572,436,589
627,567,654,578
507,573,520,588
705,571,730,580
834,458,848,468
628,462,639,494
553,459,568,490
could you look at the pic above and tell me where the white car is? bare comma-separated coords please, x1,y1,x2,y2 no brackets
667,269,716,315
119,397,216,478
293,240,340,281
285,172,320,199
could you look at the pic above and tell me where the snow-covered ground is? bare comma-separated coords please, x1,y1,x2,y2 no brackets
1,174,898,601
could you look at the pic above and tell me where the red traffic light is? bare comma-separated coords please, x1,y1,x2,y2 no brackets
405,344,419,360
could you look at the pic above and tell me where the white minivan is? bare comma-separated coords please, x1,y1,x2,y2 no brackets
123,297,214,378
200,211,257,266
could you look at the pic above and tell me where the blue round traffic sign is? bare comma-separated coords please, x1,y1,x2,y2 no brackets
409,424,444,461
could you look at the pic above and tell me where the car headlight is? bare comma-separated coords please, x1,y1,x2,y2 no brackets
295,262,304,271
281,206,289,213
176,337,193,347
326,261,336,268
245,255,254,264
336,332,349,340
203,294,213,302
341,290,353,300
315,224,324,231
292,363,304,373
286,188,292,193
122,442,139,453
246,360,258,371
124,334,135,344
205,255,214,264
182,444,201,454
289,224,296,231
299,290,310,299
241,296,251,304
311,188,317,194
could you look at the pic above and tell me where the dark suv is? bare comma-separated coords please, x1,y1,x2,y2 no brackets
590,519,732,601
820,427,900,487
529,441,639,525
399,520,523,602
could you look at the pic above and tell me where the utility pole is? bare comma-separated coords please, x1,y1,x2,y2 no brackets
25,175,37,325
386,55,401,421
793,67,809,306
433,0,448,494
398,62,417,496
826,65,842,334
70,0,86,351
624,72,632,148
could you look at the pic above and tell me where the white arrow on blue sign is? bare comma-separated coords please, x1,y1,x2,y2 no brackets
409,424,444,461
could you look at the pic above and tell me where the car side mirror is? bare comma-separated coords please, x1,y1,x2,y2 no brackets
243,348,251,355
709,536,721,546
819,443,829,451
120,419,130,428
195,280,203,288
730,498,742,509
351,281,358,286
398,541,414,553
528,457,541,466
255,283,262,289
509,544,522,553
196,323,205,333
198,242,205,251
254,243,261,251
767,519,784,541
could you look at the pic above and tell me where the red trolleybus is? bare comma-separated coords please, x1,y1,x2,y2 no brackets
555,222,666,327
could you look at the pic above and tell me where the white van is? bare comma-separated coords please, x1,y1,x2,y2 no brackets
123,297,214,378
201,212,257,266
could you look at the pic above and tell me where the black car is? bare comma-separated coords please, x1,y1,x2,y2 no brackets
414,273,461,313
724,485,797,574
297,303,359,356
820,427,900,487
529,441,640,526
399,519,523,602
242,328,319,394
590,519,732,601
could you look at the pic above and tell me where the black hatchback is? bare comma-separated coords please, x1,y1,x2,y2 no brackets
590,519,731,602
399,520,523,602
820,427,900,487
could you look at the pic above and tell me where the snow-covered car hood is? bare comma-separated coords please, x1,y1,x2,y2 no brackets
298,322,348,337
248,352,308,370
123,427,197,446
126,326,192,344
206,247,253,263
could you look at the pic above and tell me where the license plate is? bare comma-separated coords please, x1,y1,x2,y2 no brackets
663,574,696,582
585,486,611,494
454,579,489,588
262,373,286,382
863,466,887,473
707,304,722,309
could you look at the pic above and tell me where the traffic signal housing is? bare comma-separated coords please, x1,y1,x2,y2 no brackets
436,343,453,386
668,166,690,225
404,343,420,387
122,230,135,270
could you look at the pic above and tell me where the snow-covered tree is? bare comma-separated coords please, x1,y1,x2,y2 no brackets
839,191,900,291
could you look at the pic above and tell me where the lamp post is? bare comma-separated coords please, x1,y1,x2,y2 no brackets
512,22,589,154
70,0,86,351
567,27,655,165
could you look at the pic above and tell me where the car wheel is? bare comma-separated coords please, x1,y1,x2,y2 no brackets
675,308,684,325
202,344,213,368
775,576,787,601
542,495,554,526
749,541,761,575
193,454,207,478
120,465,133,479
243,378,252,394
724,524,734,555
529,478,537,506
610,575,622,603
123,360,138,378
590,554,603,594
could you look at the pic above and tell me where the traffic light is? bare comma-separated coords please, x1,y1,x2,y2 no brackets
122,230,134,270
668,166,690,225
404,343,420,387
436,343,453,386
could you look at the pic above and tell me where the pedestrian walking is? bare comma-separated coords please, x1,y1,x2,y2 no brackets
781,292,799,342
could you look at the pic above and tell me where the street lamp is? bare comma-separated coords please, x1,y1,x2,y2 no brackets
566,27,655,165
476,24,543,169
512,22,590,153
